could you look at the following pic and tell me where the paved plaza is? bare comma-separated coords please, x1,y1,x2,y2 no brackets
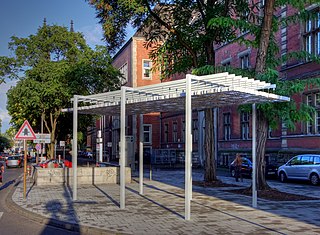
9,168,320,234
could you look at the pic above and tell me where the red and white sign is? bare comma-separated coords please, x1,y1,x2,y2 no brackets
15,120,36,140
35,143,41,151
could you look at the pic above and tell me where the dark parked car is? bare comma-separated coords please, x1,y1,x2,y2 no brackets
229,156,278,178
278,154,320,185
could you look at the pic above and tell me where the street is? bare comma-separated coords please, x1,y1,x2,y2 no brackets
0,163,319,235
0,163,79,235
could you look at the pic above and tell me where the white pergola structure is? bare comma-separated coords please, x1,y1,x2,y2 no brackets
64,72,290,220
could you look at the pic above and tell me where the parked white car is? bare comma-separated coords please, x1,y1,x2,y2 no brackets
278,154,320,185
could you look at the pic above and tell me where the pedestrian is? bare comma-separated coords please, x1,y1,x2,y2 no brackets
234,153,243,182
0,162,4,185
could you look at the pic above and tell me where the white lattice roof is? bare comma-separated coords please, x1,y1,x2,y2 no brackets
62,72,289,115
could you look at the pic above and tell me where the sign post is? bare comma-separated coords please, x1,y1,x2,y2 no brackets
60,141,65,160
35,143,41,164
14,120,36,199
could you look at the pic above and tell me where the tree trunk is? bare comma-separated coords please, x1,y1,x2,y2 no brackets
255,0,275,74
254,0,276,190
44,112,58,159
256,109,270,190
205,41,215,66
204,108,217,182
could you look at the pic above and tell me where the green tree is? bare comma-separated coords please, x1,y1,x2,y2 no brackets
0,135,11,152
203,0,320,190
3,22,122,158
88,0,252,182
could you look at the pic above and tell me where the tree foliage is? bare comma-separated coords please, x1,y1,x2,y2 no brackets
89,0,320,186
88,0,255,182
2,23,122,158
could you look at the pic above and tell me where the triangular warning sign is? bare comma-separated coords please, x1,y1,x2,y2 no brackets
15,120,36,140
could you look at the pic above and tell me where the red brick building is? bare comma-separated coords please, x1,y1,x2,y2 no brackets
89,3,320,168
215,3,320,167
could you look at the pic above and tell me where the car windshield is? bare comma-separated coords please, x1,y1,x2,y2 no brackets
8,156,19,160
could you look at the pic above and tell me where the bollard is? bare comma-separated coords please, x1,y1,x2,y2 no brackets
27,165,31,176
149,164,152,181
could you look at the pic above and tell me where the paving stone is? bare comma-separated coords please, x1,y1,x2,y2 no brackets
11,169,320,234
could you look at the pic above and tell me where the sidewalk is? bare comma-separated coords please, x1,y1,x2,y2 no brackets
9,169,320,235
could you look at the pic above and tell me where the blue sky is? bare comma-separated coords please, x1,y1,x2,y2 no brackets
0,0,134,133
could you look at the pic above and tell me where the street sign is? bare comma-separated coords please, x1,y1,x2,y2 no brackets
35,143,41,151
15,120,36,140
33,133,51,143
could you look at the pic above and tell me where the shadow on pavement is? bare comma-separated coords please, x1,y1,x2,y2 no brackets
139,168,320,227
125,185,185,219
0,180,16,191
93,184,120,207
40,185,81,235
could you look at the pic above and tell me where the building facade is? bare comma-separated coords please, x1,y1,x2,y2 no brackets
89,3,320,168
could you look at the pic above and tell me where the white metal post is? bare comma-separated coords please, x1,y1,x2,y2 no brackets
72,95,78,201
139,114,144,195
120,87,126,209
185,74,192,220
252,103,257,207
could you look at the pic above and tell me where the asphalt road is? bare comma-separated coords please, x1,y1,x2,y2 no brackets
0,163,79,235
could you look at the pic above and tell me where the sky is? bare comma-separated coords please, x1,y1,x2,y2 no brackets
0,0,134,133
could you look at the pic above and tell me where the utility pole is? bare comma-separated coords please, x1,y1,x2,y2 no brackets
41,113,44,159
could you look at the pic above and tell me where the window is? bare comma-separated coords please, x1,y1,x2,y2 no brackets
142,59,152,79
223,113,231,140
314,156,320,164
241,112,250,140
301,156,312,165
173,122,178,142
305,93,320,134
192,119,198,142
290,156,300,165
221,58,231,70
240,54,250,69
181,121,185,143
304,9,320,56
119,63,128,85
164,123,169,143
317,110,320,133
143,125,152,144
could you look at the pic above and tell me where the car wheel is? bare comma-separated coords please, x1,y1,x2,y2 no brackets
279,172,287,183
310,173,319,186
231,169,236,177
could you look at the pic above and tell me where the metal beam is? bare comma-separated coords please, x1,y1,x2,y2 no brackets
252,103,257,207
185,74,192,220
139,114,144,195
120,87,126,209
72,95,78,201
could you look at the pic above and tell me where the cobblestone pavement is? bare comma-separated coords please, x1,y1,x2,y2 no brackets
11,168,320,235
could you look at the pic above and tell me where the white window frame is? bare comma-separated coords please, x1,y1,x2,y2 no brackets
164,123,169,143
241,112,250,140
173,121,178,142
304,9,320,56
142,59,152,80
223,113,231,140
240,54,250,69
143,124,152,144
